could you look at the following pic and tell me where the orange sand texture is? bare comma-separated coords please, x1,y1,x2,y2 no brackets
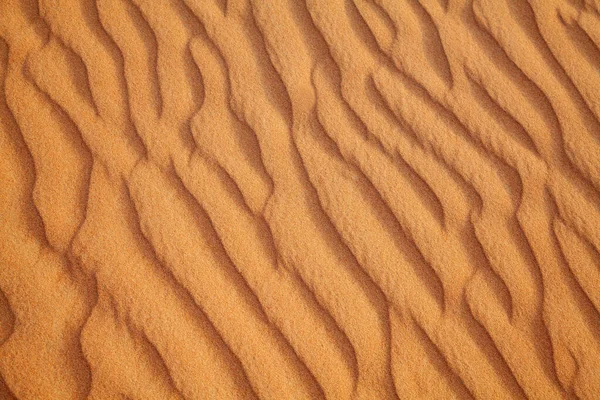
1,0,600,399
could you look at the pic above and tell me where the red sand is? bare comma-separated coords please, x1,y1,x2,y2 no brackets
1,0,600,398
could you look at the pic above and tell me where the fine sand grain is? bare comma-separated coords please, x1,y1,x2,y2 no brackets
1,0,600,399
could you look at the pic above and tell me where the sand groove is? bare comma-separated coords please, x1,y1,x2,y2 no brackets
1,0,600,398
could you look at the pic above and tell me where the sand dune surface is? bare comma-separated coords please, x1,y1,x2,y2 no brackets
1,0,600,398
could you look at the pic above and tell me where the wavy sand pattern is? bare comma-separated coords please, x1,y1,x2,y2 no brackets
1,0,600,398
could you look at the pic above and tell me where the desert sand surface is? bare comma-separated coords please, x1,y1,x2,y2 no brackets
1,0,600,399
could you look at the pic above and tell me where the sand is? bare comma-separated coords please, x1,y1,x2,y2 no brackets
0,0,599,398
